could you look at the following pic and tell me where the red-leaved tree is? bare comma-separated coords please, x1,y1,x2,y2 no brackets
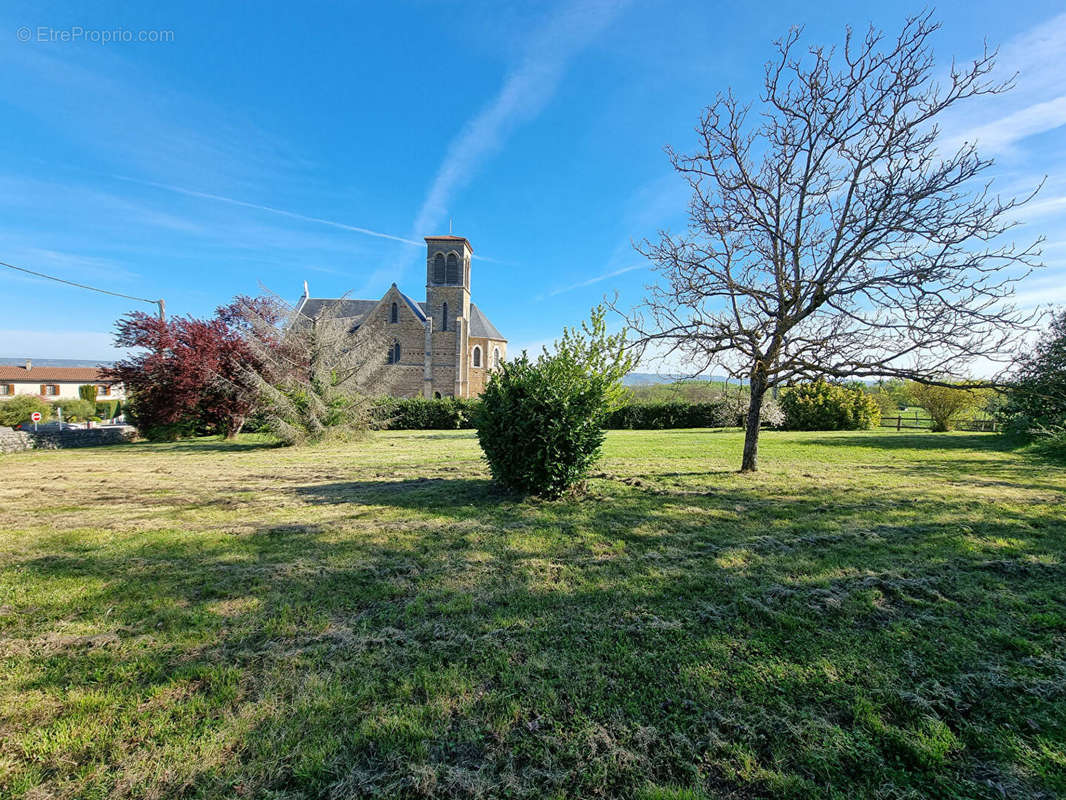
108,298,282,440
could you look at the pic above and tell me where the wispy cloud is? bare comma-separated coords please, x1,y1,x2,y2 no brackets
950,95,1066,154
542,263,644,299
1018,194,1066,219
410,0,630,237
995,12,1066,96
1009,277,1066,309
112,174,426,247
0,43,301,188
0,238,142,287
943,12,1066,155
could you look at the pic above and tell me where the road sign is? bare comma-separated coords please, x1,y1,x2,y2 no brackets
30,412,41,422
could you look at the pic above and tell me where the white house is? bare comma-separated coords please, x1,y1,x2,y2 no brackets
0,360,125,401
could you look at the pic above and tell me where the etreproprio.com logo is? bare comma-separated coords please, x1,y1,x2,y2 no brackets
17,25,174,44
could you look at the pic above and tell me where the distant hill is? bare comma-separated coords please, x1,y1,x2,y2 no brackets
623,372,744,386
0,357,115,368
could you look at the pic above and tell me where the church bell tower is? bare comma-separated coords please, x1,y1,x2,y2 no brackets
425,235,473,398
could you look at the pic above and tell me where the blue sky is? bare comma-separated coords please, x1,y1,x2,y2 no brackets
1,0,1064,368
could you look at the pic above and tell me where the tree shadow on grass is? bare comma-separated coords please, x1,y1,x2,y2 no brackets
853,458,1066,493
132,436,284,454
293,477,507,511
7,468,1066,799
799,432,1012,452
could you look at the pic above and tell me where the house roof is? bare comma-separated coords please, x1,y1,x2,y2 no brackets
0,366,114,382
0,358,113,368
295,297,378,322
295,291,429,329
296,293,504,341
415,302,504,339
398,291,427,322
468,304,505,340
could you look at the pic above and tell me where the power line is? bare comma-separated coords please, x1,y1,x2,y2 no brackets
0,258,165,318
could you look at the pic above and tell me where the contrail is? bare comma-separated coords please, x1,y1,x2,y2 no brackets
111,174,426,247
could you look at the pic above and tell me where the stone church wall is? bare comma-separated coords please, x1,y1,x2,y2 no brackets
313,238,503,399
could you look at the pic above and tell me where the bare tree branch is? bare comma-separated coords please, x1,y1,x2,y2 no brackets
621,12,1046,471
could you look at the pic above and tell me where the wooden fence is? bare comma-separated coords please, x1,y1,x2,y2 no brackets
879,415,999,432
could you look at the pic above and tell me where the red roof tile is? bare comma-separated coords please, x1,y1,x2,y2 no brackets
0,366,116,382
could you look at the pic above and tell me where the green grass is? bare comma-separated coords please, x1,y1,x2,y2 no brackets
1,429,1063,799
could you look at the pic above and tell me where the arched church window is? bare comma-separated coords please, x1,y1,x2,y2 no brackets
390,302,398,323
493,348,500,369
441,302,448,331
472,346,481,367
446,252,459,284
387,340,401,364
433,253,446,283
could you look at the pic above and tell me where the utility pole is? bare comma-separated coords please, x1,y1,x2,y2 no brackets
157,299,166,321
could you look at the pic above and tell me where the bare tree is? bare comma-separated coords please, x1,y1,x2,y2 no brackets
625,12,1043,471
224,292,389,445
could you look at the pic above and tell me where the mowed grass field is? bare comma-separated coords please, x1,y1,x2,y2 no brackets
1,430,1063,799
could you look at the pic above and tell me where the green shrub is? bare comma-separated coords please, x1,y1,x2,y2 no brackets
477,353,609,498
51,398,97,422
476,305,631,498
779,380,880,430
95,400,122,420
375,397,480,429
867,379,912,416
1001,309,1066,435
124,394,198,441
0,395,52,427
906,381,983,432
1029,430,1066,464
78,384,98,404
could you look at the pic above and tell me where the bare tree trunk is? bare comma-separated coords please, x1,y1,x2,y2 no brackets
741,369,766,472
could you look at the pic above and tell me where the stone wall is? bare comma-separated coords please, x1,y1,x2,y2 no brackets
0,426,137,453
356,285,462,398
0,428,31,453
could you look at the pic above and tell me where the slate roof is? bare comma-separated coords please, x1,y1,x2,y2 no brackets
297,293,504,341
398,292,428,322
295,297,378,322
414,302,503,339
468,304,504,340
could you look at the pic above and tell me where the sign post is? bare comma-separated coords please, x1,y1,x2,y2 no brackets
30,411,41,431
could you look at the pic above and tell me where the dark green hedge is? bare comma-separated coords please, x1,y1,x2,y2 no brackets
375,397,480,430
373,397,746,430
604,400,739,429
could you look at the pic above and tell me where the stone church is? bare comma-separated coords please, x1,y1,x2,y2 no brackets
295,235,507,399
